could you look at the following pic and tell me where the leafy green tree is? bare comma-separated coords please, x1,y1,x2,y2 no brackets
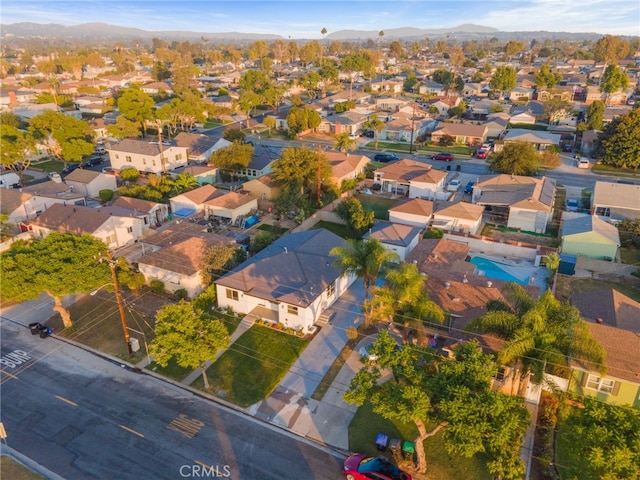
586,100,605,131
467,283,605,396
560,400,640,480
403,71,418,92
271,146,331,197
0,122,35,182
263,116,276,136
116,86,155,138
119,167,140,183
172,172,199,193
330,238,397,324
599,64,629,103
363,114,385,149
222,127,246,143
490,66,517,96
617,218,640,247
593,35,632,64
333,132,358,153
594,108,640,168
107,116,140,140
335,197,374,237
285,107,321,138
150,302,230,389
344,335,529,477
200,244,237,286
252,231,276,253
489,141,540,176
543,97,573,124
298,70,322,99
0,233,110,328
534,63,562,89
152,61,171,81
29,111,93,164
209,141,253,180
432,68,455,91
341,53,369,99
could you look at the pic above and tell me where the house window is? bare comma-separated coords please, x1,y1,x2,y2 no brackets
287,305,298,316
495,366,507,382
126,227,133,233
586,374,616,394
176,154,183,161
327,281,335,297
106,234,117,244
115,154,120,159
153,159,156,166
226,289,239,301
126,156,132,163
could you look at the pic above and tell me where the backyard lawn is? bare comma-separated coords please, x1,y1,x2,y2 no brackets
312,220,354,239
356,194,399,220
349,402,490,480
257,223,289,236
195,325,309,407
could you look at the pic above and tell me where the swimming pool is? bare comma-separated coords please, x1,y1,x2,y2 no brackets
470,256,529,285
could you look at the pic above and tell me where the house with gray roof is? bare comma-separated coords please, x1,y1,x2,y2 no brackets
363,221,421,261
473,174,556,233
215,229,356,333
560,212,620,261
238,144,281,179
592,181,640,221
173,132,228,164
502,129,561,150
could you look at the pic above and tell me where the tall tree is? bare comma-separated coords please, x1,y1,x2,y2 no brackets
333,132,358,153
363,114,384,149
334,197,374,237
594,108,640,168
0,233,110,328
534,63,563,89
271,145,330,196
593,35,631,64
208,141,253,180
543,97,574,124
586,100,605,131
599,64,629,104
467,283,606,395
29,110,94,164
0,122,35,183
488,141,540,176
341,53,368,100
116,86,155,138
150,302,230,389
489,66,517,97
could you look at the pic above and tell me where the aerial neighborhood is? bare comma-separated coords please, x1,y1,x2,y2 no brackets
1,18,640,480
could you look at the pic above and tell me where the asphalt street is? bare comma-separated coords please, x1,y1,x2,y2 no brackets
0,306,345,480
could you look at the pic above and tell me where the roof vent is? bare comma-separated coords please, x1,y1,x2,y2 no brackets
413,260,418,264
486,281,493,288
462,274,468,284
444,281,450,288
596,317,603,323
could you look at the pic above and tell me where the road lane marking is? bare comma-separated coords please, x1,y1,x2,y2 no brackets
54,395,78,407
120,424,144,438
1,369,18,380
167,414,204,438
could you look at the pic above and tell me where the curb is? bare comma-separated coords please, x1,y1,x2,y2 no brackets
1,444,66,480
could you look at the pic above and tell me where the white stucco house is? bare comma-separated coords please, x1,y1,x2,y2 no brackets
388,198,435,228
63,169,117,198
107,139,188,174
215,229,356,333
363,221,422,261
432,200,485,234
374,159,448,199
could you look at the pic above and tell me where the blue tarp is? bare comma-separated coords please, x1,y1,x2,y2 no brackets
244,215,259,228
173,208,196,217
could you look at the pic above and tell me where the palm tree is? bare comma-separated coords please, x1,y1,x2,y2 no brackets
330,238,398,326
333,131,357,153
467,283,605,396
363,114,385,149
172,172,199,193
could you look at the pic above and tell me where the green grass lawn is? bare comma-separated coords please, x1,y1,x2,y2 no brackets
313,220,356,239
195,325,309,407
620,247,640,265
349,402,490,480
0,457,44,480
32,158,64,173
211,311,243,336
146,357,193,381
257,223,289,236
418,145,475,155
204,120,223,129
356,194,400,220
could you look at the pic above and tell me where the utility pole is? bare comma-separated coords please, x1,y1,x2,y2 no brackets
157,122,167,175
409,102,416,154
100,252,132,356
316,145,323,208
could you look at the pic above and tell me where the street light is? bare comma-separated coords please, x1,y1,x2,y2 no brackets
94,252,133,356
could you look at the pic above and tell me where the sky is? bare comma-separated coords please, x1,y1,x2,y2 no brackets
1,0,639,37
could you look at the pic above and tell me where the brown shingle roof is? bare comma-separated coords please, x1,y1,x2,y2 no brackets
433,200,484,220
138,237,221,276
572,289,640,333
389,198,434,217
65,169,102,183
405,238,473,276
29,203,110,234
176,184,223,204
113,196,163,213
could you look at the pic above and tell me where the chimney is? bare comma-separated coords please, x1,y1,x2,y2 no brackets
596,317,603,323
8,91,17,104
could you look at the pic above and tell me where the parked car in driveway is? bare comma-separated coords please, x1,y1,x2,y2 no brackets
566,198,580,212
84,156,104,168
447,179,462,191
475,149,488,159
343,454,412,480
374,153,400,163
576,157,590,169
359,344,378,362
61,163,80,175
464,181,476,194
431,152,454,161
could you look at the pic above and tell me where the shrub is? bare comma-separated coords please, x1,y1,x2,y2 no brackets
439,134,455,146
99,189,114,203
149,279,165,294
174,288,189,300
424,228,444,239
119,167,139,182
126,273,146,290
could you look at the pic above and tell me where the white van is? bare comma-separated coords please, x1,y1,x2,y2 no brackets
577,157,590,169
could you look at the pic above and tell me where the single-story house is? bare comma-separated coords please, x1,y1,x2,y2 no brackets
237,145,281,179
242,175,281,203
374,159,448,199
0,171,20,189
388,198,434,228
113,196,170,226
325,151,370,186
580,129,601,155
430,123,488,146
560,212,620,261
502,129,561,150
508,111,537,125
203,192,258,224
432,200,484,234
63,169,117,198
169,184,224,217
473,174,556,233
215,229,356,333
362,221,422,261
592,181,640,221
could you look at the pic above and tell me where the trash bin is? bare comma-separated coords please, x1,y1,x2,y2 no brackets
29,322,43,335
446,165,451,171
375,433,388,451
456,164,461,171
388,438,402,460
402,441,415,460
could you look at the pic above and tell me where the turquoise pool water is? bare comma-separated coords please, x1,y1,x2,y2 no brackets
470,257,528,285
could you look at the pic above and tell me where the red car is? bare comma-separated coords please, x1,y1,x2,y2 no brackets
431,152,454,161
343,454,412,480
476,149,488,159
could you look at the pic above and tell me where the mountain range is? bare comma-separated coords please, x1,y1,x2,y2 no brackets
0,22,607,44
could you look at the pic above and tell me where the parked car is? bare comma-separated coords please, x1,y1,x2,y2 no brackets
431,152,454,161
61,163,80,175
343,454,412,480
464,181,476,194
94,146,106,154
359,344,378,362
447,179,462,192
349,132,359,140
566,198,580,212
576,157,590,169
84,156,104,168
475,149,488,159
374,153,400,163
361,130,375,138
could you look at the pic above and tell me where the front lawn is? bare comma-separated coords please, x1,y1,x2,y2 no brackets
146,357,193,382
356,194,399,220
349,401,490,480
418,145,475,156
32,158,64,173
196,325,309,407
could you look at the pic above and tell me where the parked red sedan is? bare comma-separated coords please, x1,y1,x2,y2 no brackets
343,454,412,480
476,149,489,159
431,152,454,161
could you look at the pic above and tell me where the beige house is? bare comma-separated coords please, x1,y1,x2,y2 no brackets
325,151,370,186
430,123,488,146
169,184,224,217
432,200,484,234
64,169,117,198
388,198,434,228
243,175,281,203
374,159,448,199
107,139,188,174
203,192,258,224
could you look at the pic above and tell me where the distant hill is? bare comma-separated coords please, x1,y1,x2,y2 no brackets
326,24,499,40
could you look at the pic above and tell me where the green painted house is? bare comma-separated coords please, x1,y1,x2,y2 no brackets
560,212,620,262
570,289,640,407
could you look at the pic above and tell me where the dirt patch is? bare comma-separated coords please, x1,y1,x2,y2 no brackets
482,224,558,247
